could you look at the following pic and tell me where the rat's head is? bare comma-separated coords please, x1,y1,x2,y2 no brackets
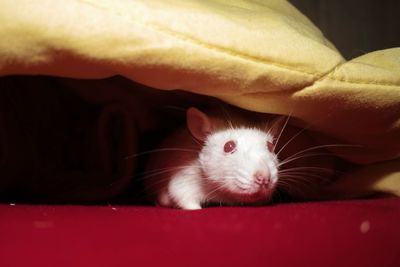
187,107,284,203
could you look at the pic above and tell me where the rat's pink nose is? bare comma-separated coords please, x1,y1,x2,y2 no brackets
254,170,271,185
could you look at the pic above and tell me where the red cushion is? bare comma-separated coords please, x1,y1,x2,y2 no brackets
1,199,399,267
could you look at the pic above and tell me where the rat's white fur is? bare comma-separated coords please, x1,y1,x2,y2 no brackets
158,127,279,210
159,162,204,210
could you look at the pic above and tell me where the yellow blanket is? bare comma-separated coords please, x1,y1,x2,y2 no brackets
1,0,399,198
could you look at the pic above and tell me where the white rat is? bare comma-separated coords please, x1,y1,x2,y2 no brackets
144,107,334,210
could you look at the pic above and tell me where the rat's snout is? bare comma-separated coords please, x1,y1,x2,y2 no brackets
253,169,271,186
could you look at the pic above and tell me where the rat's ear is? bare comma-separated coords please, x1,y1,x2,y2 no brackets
269,116,288,138
186,107,212,141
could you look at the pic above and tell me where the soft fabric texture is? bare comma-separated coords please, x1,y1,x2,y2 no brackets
1,199,399,267
1,2,399,266
0,0,399,198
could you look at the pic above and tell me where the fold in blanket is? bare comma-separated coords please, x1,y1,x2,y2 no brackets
0,0,399,200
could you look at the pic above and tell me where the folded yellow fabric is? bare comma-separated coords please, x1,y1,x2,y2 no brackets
1,0,399,197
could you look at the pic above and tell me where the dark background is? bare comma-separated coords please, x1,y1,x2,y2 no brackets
290,0,400,59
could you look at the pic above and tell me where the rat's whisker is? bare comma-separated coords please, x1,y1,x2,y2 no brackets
120,164,202,182
279,174,314,184
204,183,226,201
190,136,203,146
275,126,309,157
278,181,311,195
280,172,328,182
138,164,202,177
279,143,362,162
279,166,335,174
278,152,332,167
278,143,362,167
125,148,200,159
272,112,292,151
143,173,202,190
219,103,235,130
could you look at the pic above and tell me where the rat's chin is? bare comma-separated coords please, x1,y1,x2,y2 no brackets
227,186,275,203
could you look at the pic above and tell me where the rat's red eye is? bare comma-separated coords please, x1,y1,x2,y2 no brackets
267,141,274,152
224,140,236,153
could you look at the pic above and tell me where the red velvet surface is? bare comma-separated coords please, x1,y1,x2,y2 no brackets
1,199,399,267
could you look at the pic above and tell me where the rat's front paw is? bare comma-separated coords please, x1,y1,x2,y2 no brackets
179,203,202,210
157,191,202,210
